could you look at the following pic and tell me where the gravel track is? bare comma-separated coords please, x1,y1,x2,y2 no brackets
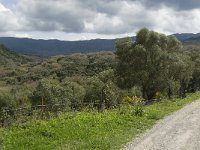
122,100,200,150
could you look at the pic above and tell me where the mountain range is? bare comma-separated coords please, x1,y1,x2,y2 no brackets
0,33,200,56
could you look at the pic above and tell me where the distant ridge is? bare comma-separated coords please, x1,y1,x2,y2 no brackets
182,36,200,42
0,33,199,56
173,33,200,41
0,37,118,56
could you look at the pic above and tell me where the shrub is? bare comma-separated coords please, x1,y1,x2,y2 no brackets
103,81,119,108
134,106,145,116
121,96,132,105
62,81,86,110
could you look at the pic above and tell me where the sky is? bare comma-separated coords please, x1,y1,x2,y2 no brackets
0,0,200,41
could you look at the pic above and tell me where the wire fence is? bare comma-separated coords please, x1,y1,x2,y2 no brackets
0,101,120,127
0,97,161,128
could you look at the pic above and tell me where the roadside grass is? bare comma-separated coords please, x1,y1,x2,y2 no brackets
1,91,200,150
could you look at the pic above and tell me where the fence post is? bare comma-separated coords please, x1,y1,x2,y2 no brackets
41,96,44,119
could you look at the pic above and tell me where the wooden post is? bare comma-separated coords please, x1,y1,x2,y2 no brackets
42,96,44,119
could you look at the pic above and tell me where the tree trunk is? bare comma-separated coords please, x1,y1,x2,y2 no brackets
167,84,172,99
142,87,148,102
179,80,186,98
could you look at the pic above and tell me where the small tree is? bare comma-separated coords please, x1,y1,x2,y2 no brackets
97,70,120,108
30,79,70,109
103,81,119,108
83,77,104,110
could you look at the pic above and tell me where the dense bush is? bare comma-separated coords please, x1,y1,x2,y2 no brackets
0,93,15,108
0,93,16,126
83,77,105,109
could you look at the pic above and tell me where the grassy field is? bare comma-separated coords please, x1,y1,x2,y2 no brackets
1,91,200,150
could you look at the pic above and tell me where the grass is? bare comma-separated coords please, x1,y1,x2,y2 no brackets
1,91,200,150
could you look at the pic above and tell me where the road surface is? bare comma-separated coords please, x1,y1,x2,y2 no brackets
122,100,200,150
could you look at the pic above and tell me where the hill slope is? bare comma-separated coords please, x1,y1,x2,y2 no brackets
0,44,29,65
0,44,32,83
183,36,200,42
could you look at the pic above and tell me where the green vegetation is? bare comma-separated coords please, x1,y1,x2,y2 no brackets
1,29,200,114
1,28,200,149
1,91,200,150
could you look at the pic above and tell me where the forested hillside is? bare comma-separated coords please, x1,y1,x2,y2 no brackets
0,28,200,116
0,46,118,114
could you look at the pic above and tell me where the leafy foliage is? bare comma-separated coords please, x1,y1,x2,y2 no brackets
30,79,70,107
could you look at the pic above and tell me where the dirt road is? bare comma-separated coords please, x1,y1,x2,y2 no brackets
122,100,200,150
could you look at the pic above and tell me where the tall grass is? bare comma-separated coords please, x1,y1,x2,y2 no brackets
1,91,200,150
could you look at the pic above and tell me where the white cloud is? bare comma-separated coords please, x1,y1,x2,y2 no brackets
149,7,200,34
0,3,20,32
0,0,200,40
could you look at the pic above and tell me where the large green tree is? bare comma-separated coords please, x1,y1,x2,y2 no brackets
187,49,200,92
115,28,192,101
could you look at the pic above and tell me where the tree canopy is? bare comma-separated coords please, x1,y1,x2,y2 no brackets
115,28,193,100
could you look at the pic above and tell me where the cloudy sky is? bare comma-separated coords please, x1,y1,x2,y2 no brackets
0,0,200,41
